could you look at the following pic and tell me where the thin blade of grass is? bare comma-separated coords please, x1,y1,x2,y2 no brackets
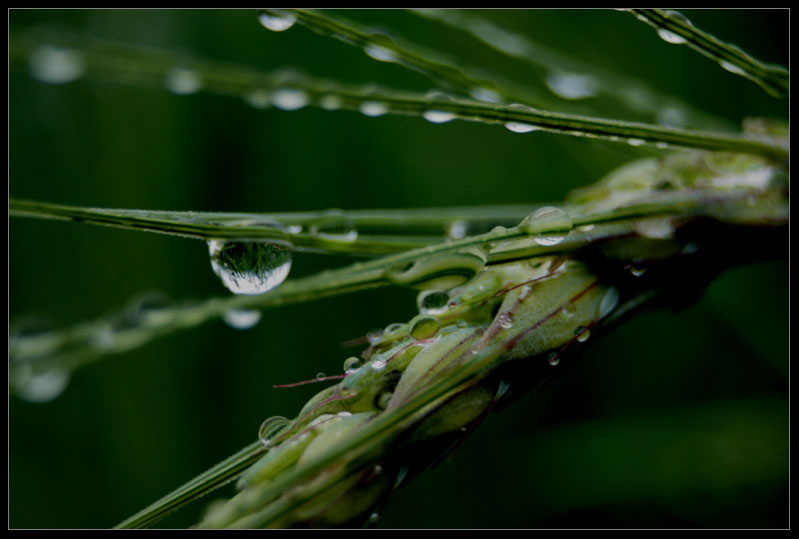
624,9,789,98
10,28,787,160
410,8,730,130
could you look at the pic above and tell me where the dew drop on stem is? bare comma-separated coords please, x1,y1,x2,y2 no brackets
222,309,262,330
519,206,573,246
258,10,297,32
258,416,291,448
309,211,358,243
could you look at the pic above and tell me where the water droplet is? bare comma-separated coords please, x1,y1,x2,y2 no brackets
423,109,456,124
720,61,746,76
366,329,383,345
369,512,380,524
447,219,467,239
364,43,397,63
577,224,595,233
222,309,262,330
547,352,560,366
343,356,362,374
495,311,513,330
408,314,440,340
316,372,327,381
258,416,291,447
386,248,486,290
417,289,450,316
11,367,70,403
244,88,271,109
574,326,590,343
519,206,573,246
634,216,674,239
657,28,687,45
272,88,309,111
562,301,577,318
359,100,389,117
258,10,297,32
626,138,646,147
545,71,598,100
504,104,539,133
309,211,358,243
598,287,620,319
371,359,387,371
470,86,503,103
165,67,202,95
208,232,293,295
28,45,86,84
628,265,646,277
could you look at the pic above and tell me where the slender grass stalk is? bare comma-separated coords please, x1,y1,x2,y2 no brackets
409,8,730,130
9,28,787,160
624,9,789,98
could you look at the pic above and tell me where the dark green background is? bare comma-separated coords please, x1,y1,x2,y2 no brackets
9,9,788,529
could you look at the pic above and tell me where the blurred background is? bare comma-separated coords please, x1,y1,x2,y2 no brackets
9,9,788,529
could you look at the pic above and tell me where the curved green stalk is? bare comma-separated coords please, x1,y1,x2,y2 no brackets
625,9,789,98
410,8,730,130
10,29,787,160
116,441,267,529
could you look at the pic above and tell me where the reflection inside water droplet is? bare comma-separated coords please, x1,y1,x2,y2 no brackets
208,228,293,295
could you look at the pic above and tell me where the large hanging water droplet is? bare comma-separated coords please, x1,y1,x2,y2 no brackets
309,211,358,243
28,45,86,85
519,206,573,246
258,10,297,32
222,309,262,330
208,227,293,295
